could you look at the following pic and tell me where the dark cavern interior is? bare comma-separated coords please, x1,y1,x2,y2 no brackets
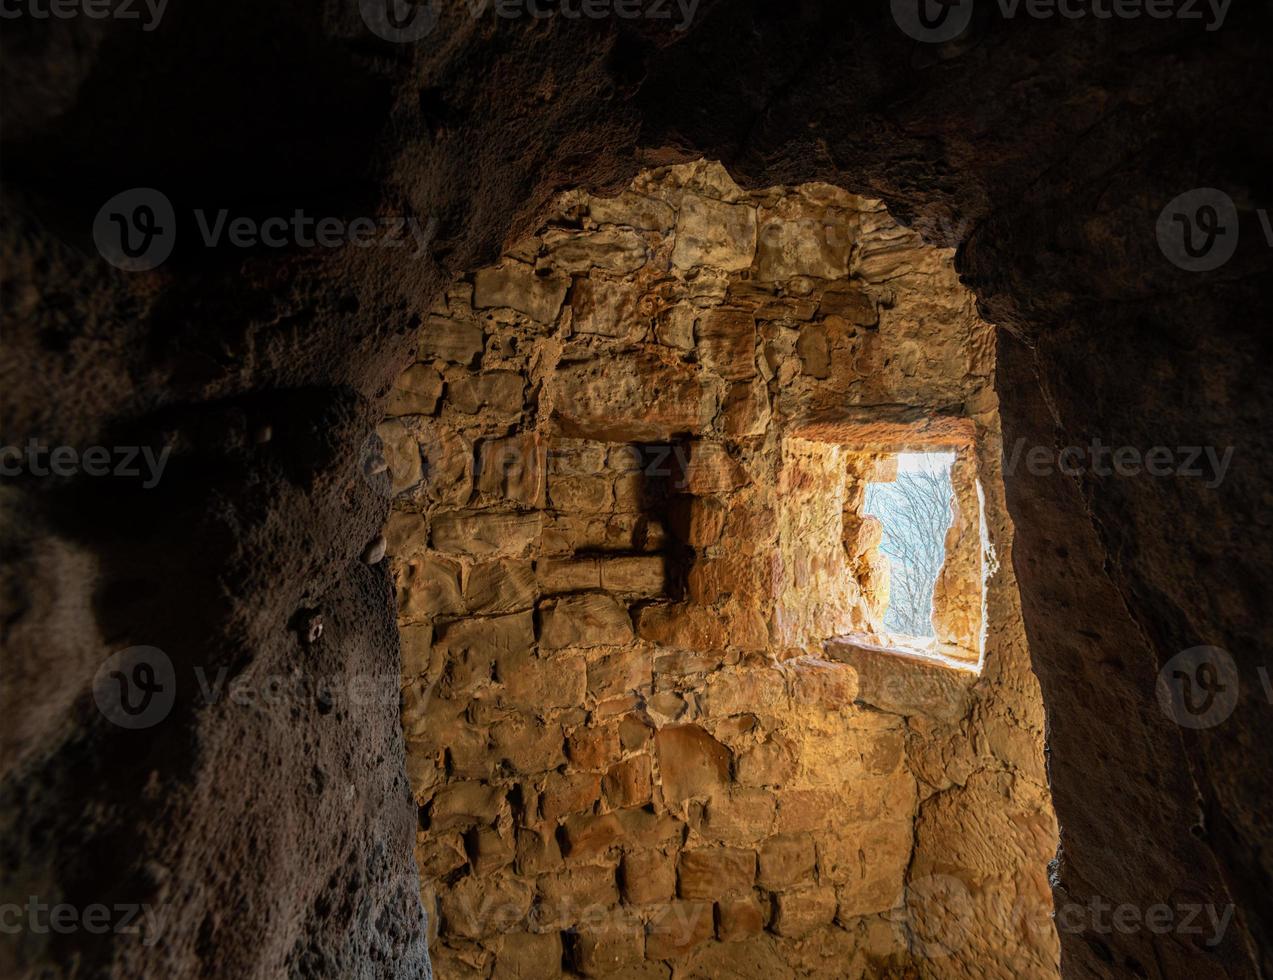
1,2,1270,978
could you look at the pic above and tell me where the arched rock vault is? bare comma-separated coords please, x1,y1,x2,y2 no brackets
1,3,1270,978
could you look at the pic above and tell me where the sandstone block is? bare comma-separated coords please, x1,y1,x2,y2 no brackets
430,781,505,831
603,755,653,809
432,511,541,557
543,227,649,274
599,556,666,595
690,789,776,845
620,849,676,905
537,558,601,593
684,441,747,494
818,285,877,325
677,847,756,900
497,649,586,713
566,725,620,770
448,369,525,417
492,932,562,980
587,648,653,701
570,918,645,977
716,895,766,942
464,559,536,614
386,362,443,416
540,594,633,649
513,827,561,876
548,474,612,512
540,770,602,823
419,315,484,365
473,262,569,323
571,277,648,338
470,826,516,875
697,308,757,380
645,901,714,960
720,379,771,438
439,873,535,940
758,834,816,890
654,725,732,804
396,555,464,621
537,865,619,927
478,434,544,507
376,419,423,494
671,193,757,272
491,713,565,774
560,812,624,860
587,191,675,233
551,349,712,441
820,820,911,917
770,886,838,939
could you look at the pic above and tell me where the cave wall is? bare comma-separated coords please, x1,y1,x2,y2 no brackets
1,2,1269,978
384,163,1057,978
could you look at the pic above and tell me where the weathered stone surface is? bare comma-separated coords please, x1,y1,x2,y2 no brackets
464,559,536,613
544,227,649,274
690,790,776,845
420,316,485,364
572,277,648,338
474,262,569,323
478,433,544,507
492,932,563,980
621,849,677,905
386,362,444,416
432,511,542,557
551,350,713,441
571,918,645,977
697,308,757,380
717,894,766,942
599,556,666,594
757,834,816,890
449,370,526,417
754,208,853,282
603,755,652,808
770,887,838,939
644,901,714,960
820,821,911,917
540,594,633,649
677,847,755,899
671,193,757,271
655,725,732,805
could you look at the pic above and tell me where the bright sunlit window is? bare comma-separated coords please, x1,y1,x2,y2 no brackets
864,452,956,640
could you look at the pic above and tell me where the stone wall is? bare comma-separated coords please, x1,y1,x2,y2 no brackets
382,162,1058,978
